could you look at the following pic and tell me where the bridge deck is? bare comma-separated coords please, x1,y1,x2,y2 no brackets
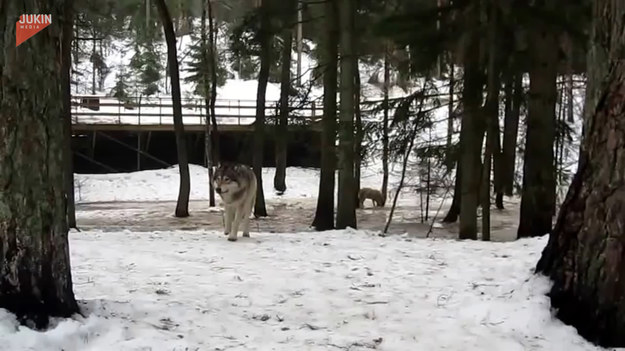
71,95,323,132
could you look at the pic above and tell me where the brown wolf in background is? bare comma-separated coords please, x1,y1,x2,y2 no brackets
358,187,386,208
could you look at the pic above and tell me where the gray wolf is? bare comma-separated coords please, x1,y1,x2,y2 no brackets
213,163,257,241
358,187,385,208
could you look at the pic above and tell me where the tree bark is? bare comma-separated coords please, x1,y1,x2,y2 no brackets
312,0,338,231
458,1,484,240
62,0,77,228
201,0,215,207
208,0,220,162
156,0,190,217
336,0,357,229
536,1,625,346
274,0,295,194
481,0,500,240
445,56,456,171
0,0,80,327
353,59,363,208
253,0,270,217
517,5,558,238
442,160,461,223
381,45,390,203
296,0,303,86
502,70,522,196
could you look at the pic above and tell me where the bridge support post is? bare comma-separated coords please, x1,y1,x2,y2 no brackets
90,131,97,158
137,132,141,171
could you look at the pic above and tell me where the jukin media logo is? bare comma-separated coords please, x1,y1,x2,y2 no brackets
16,14,52,47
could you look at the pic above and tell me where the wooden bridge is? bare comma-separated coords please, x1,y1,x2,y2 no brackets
71,94,323,133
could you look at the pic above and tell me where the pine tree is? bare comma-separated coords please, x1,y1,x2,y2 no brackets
0,0,80,327
535,0,625,345
336,0,357,229
311,0,339,231
253,0,271,217
155,0,191,218
517,0,559,239
274,0,297,194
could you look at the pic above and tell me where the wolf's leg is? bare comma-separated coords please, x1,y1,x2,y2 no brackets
224,207,235,236
243,194,255,237
242,211,251,237
228,208,244,241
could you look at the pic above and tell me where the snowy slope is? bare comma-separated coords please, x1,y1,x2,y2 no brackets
0,230,611,351
74,163,421,205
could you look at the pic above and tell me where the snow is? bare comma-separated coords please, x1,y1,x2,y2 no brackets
0,161,613,350
75,163,416,205
0,230,607,351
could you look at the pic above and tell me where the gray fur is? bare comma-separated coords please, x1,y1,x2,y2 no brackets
213,163,257,241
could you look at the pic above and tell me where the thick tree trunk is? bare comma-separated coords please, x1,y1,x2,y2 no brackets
62,1,77,228
336,0,357,229
481,0,500,240
458,2,484,240
517,11,558,238
381,46,390,203
253,0,270,217
275,1,295,194
156,0,190,217
312,0,338,231
536,1,625,345
502,70,522,196
0,0,80,327
442,160,461,223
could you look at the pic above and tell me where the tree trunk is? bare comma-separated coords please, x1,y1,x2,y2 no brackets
517,9,558,238
502,69,521,196
156,0,191,218
208,0,220,163
296,0,303,86
481,0,500,240
202,0,215,207
62,1,77,229
0,0,80,328
536,1,625,346
445,55,455,171
565,35,575,124
275,0,295,194
91,38,96,94
353,59,363,208
311,0,338,231
381,45,390,203
458,2,484,240
442,160,461,223
253,0,270,217
336,0,357,229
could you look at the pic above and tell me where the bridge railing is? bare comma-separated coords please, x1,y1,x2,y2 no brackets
71,95,322,126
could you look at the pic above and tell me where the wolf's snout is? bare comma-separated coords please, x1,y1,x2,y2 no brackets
215,187,222,194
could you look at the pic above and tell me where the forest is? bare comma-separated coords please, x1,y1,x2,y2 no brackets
1,0,625,349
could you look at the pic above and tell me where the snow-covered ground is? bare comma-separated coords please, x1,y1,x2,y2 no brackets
0,20,598,351
0,230,607,351
74,163,417,205
0,161,614,350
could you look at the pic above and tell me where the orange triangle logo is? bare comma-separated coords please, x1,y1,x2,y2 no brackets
16,14,52,47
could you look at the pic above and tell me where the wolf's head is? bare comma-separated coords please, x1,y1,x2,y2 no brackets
212,163,243,197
